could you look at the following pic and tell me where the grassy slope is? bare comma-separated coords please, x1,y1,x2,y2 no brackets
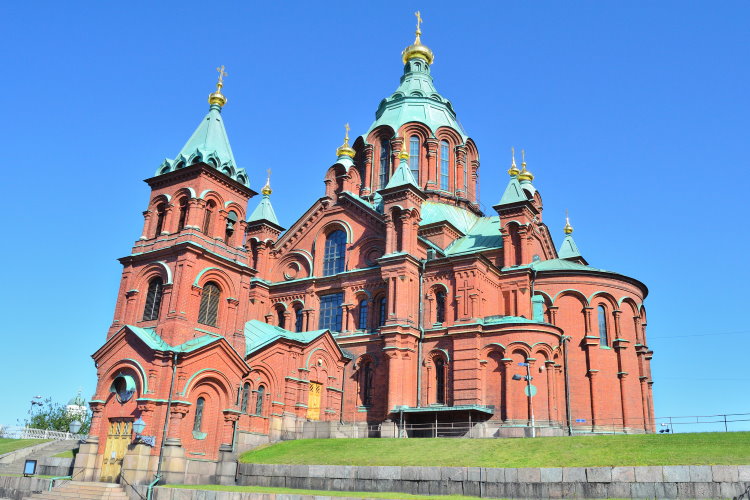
167,484,487,500
240,432,750,468
0,438,48,455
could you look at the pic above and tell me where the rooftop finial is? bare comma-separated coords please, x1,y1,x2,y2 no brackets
564,209,573,234
517,149,535,182
336,122,356,158
208,65,228,108
402,11,434,65
508,147,520,177
261,168,272,196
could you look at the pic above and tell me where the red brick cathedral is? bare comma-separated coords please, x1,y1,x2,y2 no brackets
77,21,654,484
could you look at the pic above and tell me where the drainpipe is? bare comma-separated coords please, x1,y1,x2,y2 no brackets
339,364,346,424
155,351,178,484
146,475,160,500
416,258,426,408
562,336,573,435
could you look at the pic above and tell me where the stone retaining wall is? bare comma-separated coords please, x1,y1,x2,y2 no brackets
237,463,750,499
37,457,74,477
0,476,53,500
128,485,377,500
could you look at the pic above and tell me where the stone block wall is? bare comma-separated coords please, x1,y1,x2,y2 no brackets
236,462,750,499
0,476,53,500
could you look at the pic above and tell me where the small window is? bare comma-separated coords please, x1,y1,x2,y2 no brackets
379,139,390,189
598,305,609,346
202,201,214,235
142,277,163,321
294,307,304,332
277,308,286,329
361,361,373,406
323,230,346,276
177,198,189,232
440,141,449,191
358,299,368,330
409,136,420,184
255,385,265,415
198,281,220,327
435,290,446,324
193,397,205,432
435,357,446,404
318,292,343,332
154,203,166,237
378,296,387,327
240,383,250,413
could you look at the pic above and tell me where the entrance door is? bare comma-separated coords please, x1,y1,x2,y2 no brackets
306,382,322,420
100,419,132,482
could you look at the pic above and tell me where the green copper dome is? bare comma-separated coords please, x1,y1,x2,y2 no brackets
365,57,467,140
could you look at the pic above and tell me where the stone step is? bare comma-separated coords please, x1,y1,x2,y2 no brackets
52,489,127,498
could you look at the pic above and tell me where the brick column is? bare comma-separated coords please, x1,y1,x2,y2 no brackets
501,358,513,421
425,138,438,189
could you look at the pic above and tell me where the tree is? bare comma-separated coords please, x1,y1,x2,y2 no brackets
24,398,91,434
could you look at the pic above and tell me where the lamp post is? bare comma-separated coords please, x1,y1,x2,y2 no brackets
68,420,82,440
513,363,536,438
133,418,146,437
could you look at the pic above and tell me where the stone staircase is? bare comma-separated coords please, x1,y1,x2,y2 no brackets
0,440,79,475
28,481,128,500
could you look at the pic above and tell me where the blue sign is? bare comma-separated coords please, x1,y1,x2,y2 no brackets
575,419,586,423
23,459,37,476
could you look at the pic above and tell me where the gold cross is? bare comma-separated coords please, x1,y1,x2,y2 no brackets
344,123,350,142
521,149,526,165
216,65,228,87
266,168,272,183
415,11,423,34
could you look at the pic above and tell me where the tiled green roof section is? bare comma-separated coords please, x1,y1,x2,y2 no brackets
249,194,280,226
384,158,420,190
244,320,328,356
481,315,547,325
365,58,467,140
445,216,502,255
420,201,478,233
558,234,582,260
126,325,221,353
497,178,528,206
155,104,250,188
531,258,610,273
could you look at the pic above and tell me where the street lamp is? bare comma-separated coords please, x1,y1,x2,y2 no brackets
68,420,82,435
133,418,146,436
514,363,536,438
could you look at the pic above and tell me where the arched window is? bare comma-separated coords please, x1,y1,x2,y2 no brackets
361,361,373,406
378,296,387,327
142,277,163,321
379,139,390,189
435,357,446,404
323,230,346,276
255,385,265,415
202,201,214,235
276,307,285,329
240,383,250,413
598,305,609,346
294,306,304,332
177,198,189,232
198,281,220,327
409,136,420,184
435,290,446,324
193,397,205,432
318,292,343,331
440,140,449,191
154,203,166,237
225,210,238,244
358,299,368,330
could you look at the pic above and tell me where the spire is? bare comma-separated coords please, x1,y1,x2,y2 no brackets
508,147,520,177
336,123,355,158
249,169,280,226
558,211,585,263
156,67,250,188
402,11,434,65
517,149,534,183
384,150,420,190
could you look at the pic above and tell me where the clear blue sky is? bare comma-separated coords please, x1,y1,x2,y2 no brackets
1,1,748,432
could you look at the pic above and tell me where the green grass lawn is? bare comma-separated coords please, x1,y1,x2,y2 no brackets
53,450,74,458
240,432,750,468
166,483,488,500
0,438,49,455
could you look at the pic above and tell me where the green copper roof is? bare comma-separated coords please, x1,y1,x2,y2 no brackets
365,58,467,140
249,194,280,226
531,258,608,273
420,201,478,233
497,177,528,206
445,216,503,255
384,157,420,190
558,234,583,260
155,103,250,188
126,325,221,353
244,320,328,357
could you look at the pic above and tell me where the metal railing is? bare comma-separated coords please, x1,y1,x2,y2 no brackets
0,425,87,441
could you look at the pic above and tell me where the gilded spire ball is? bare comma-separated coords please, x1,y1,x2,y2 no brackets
508,147,520,177
564,210,574,235
336,123,356,158
402,11,435,65
208,65,228,107
517,149,535,182
261,169,272,196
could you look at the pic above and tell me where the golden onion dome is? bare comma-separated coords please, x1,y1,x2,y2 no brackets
336,123,356,158
398,150,410,161
564,216,573,235
517,165,534,182
402,11,434,65
261,169,272,196
209,65,228,108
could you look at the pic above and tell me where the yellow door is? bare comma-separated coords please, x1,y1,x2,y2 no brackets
100,419,132,482
306,382,322,420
